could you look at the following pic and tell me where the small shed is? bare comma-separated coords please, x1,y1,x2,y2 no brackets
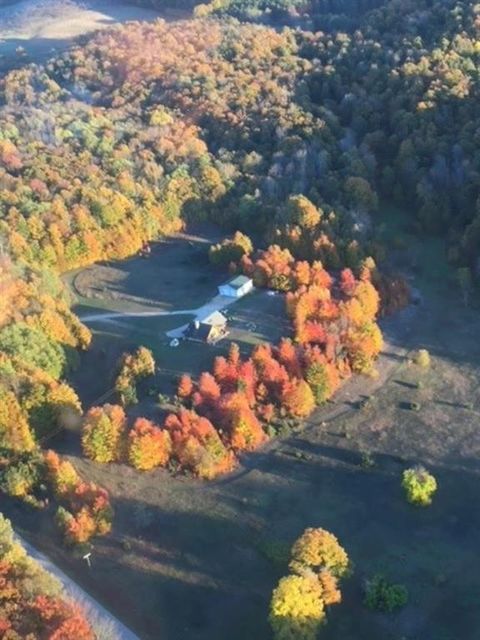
218,275,253,298
185,311,228,344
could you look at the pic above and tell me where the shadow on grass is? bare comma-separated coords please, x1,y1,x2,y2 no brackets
7,434,480,640
394,379,419,389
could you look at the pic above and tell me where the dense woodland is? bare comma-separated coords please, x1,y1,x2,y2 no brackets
0,1,479,623
194,0,387,29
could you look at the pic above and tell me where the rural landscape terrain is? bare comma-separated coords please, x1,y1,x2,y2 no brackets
0,1,480,639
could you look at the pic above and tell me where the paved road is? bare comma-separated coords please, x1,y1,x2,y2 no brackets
16,532,141,640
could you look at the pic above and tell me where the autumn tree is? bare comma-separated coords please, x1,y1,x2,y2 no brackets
115,346,155,406
44,450,79,498
0,323,67,379
285,195,322,229
127,418,172,471
30,596,94,640
209,231,253,266
0,514,95,637
218,392,266,451
340,268,356,297
81,404,126,463
281,379,315,418
269,573,326,640
164,409,235,480
0,389,35,453
194,372,221,409
402,466,437,506
270,526,349,639
305,362,332,405
177,373,193,399
289,528,350,578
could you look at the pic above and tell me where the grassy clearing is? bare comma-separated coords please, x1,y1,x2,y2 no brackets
69,288,287,410
40,327,480,640
68,233,225,313
16,215,480,640
68,230,288,411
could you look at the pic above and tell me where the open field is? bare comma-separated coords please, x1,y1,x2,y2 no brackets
67,229,288,409
69,231,226,314
69,288,287,410
6,213,480,640
0,0,184,72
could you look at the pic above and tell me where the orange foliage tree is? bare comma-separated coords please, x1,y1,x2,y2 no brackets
217,392,266,451
164,409,235,480
31,596,94,640
0,514,95,639
281,379,315,418
45,450,113,545
177,373,193,400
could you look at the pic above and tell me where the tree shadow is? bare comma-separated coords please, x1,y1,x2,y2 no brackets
72,229,224,312
8,430,480,640
393,379,418,389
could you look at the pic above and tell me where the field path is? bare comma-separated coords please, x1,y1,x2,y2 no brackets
15,531,140,640
79,293,243,337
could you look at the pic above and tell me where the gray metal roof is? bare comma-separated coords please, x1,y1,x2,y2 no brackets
224,275,252,289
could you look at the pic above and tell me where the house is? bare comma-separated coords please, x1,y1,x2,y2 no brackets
218,275,254,298
185,310,228,344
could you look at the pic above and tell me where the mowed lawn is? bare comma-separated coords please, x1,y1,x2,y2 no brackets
67,231,226,314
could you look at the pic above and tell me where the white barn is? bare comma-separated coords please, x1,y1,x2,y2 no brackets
218,275,254,298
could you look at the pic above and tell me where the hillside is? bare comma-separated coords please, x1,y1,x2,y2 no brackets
1,1,480,639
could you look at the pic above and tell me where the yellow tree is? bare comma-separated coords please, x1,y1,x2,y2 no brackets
81,404,126,463
269,574,326,640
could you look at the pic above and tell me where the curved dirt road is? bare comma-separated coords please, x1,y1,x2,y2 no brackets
16,531,140,640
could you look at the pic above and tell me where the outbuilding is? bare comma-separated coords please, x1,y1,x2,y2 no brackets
218,275,254,298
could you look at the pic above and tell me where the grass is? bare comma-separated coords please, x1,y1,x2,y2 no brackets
61,297,480,639
70,288,287,409
68,234,226,313
15,213,480,640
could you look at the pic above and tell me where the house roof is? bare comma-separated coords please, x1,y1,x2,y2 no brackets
187,324,213,341
185,312,227,341
198,310,227,326
194,324,213,340
224,275,252,289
